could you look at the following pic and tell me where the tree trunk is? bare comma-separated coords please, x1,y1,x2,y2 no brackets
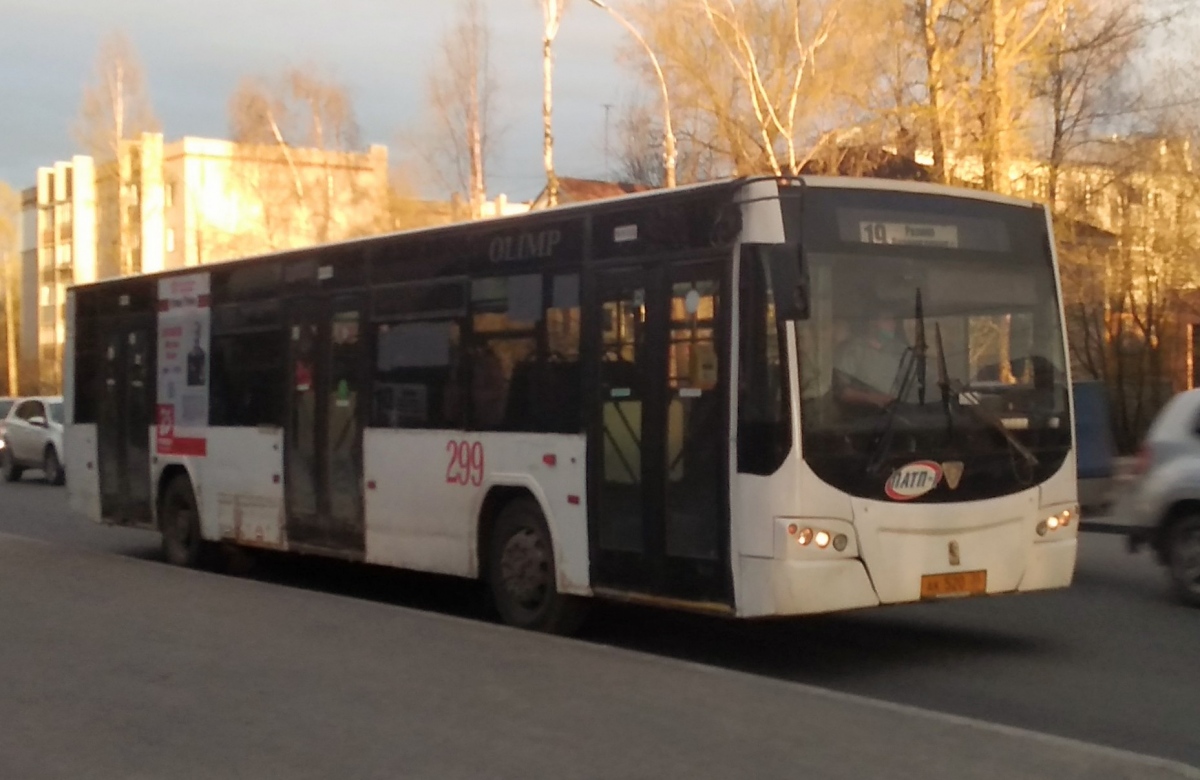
921,0,949,184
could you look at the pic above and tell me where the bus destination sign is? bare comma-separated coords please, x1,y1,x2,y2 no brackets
859,221,959,248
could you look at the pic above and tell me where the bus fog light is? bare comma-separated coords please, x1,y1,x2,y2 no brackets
797,528,813,546
1046,515,1060,531
1036,521,1048,536
832,534,848,551
787,523,799,536
814,530,831,549
1059,509,1073,526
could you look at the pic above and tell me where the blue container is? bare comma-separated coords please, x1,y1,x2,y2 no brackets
1073,381,1116,480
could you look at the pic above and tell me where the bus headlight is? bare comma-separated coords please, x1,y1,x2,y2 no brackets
1037,506,1077,538
778,518,858,559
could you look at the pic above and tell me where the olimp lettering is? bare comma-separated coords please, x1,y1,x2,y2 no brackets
489,229,563,262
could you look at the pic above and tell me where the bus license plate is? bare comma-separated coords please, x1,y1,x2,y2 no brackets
920,570,986,599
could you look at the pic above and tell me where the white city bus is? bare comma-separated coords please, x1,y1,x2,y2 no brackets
64,177,1079,632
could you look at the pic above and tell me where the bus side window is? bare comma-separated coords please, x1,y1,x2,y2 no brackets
469,275,540,432
73,290,101,424
467,273,583,434
210,329,286,427
539,273,582,433
373,320,462,430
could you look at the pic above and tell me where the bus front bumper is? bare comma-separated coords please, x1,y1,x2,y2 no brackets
1015,537,1077,592
736,537,1077,618
738,556,881,617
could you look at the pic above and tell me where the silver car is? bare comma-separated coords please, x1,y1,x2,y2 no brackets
0,396,65,485
1121,388,1200,605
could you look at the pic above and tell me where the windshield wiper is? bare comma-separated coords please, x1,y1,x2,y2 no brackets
865,346,915,475
866,288,924,475
934,323,954,437
915,289,927,406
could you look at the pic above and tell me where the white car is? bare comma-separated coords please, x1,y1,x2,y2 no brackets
1119,388,1200,606
1,396,65,485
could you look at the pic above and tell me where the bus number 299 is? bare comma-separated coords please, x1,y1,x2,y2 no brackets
446,441,485,486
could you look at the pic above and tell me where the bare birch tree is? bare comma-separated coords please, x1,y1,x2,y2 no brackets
538,0,568,206
622,0,849,177
426,0,499,219
74,32,159,160
75,32,159,276
228,67,381,250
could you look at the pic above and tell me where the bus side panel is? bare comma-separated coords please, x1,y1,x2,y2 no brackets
65,424,102,522
202,427,285,548
363,429,589,592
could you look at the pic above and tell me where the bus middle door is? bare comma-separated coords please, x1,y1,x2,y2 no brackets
284,295,367,555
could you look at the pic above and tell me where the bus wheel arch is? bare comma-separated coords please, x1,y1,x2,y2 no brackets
478,486,586,634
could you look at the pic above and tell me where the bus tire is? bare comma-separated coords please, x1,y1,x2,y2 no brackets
160,475,213,569
487,497,587,634
1167,514,1200,608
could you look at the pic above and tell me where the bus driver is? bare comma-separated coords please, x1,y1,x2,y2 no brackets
834,313,911,410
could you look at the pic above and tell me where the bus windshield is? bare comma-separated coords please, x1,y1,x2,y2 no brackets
789,189,1071,502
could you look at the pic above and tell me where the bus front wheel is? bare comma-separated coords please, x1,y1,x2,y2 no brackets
487,498,586,634
160,475,212,568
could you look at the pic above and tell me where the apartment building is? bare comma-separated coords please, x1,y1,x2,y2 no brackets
19,133,390,393
20,158,97,394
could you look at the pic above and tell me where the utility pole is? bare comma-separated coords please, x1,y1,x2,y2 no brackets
588,0,676,188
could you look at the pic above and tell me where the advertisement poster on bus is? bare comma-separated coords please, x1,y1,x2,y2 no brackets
157,272,210,457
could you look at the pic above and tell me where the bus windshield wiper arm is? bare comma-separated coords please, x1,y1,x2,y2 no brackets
867,288,928,474
866,346,917,475
934,322,954,436
915,289,927,406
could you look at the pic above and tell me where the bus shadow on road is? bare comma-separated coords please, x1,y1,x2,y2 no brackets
150,545,1049,685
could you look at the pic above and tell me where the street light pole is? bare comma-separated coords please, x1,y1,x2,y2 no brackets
588,0,676,189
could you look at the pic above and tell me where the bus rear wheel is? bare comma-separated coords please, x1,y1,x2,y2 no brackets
487,498,586,634
160,475,213,568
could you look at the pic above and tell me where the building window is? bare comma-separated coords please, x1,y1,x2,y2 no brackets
166,181,176,208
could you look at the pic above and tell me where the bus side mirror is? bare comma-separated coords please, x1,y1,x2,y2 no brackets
765,243,810,321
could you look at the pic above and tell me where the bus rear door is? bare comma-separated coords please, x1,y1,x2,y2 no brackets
97,313,155,526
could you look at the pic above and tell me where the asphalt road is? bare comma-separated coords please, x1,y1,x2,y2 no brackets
1,477,1198,775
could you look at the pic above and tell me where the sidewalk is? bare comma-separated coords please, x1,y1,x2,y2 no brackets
0,533,1196,780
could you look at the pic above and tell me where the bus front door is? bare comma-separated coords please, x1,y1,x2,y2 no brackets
588,259,731,606
97,316,155,526
284,295,367,555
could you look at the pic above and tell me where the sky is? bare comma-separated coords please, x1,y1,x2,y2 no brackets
0,0,637,201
